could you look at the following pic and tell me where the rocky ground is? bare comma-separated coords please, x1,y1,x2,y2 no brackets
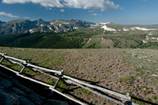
0,67,69,105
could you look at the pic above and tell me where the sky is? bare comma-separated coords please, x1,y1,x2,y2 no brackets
0,0,158,24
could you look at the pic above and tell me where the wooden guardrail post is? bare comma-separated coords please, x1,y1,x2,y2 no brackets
20,60,29,74
0,53,6,63
121,93,132,105
19,66,25,74
60,70,69,86
49,78,60,96
0,57,4,63
49,70,63,96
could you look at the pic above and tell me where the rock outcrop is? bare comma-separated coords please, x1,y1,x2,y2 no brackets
0,70,69,105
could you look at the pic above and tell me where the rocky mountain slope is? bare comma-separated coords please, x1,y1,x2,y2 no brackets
0,19,95,35
0,21,5,25
0,20,38,35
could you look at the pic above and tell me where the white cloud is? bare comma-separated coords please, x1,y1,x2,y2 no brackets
2,0,30,4
101,9,104,11
60,9,65,12
0,12,19,18
2,0,64,7
45,8,53,10
2,0,120,10
90,13,97,16
120,7,124,10
88,10,95,12
24,17,29,19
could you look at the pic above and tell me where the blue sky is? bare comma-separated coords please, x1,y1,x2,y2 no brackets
0,0,158,24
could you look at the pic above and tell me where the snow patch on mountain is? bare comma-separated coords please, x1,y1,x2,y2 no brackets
132,27,157,31
50,22,54,25
53,25,59,33
29,29,34,33
149,32,153,35
123,28,130,31
73,26,79,29
100,22,116,31
47,26,53,31
59,24,62,27
122,27,157,31
100,22,110,25
101,25,116,31
98,22,158,32
131,27,135,31
63,22,70,24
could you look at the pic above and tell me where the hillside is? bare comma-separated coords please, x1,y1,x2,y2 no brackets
1,22,158,49
0,47,158,104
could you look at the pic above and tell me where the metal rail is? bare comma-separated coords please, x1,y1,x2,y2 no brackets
0,53,135,105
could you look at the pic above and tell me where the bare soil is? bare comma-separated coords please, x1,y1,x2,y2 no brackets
55,49,158,105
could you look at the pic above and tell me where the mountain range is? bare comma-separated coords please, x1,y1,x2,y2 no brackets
1,19,158,49
0,19,96,35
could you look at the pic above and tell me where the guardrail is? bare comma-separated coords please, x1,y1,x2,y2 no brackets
0,53,135,105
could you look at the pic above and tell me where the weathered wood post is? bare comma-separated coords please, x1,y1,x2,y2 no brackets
49,70,63,96
20,60,29,74
0,56,4,63
121,93,132,105
19,66,25,74
0,53,6,63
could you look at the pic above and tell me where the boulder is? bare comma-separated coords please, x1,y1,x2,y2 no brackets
0,73,8,78
16,83,32,94
30,92,46,101
0,89,19,105
19,96,34,105
0,79,12,88
8,77,19,84
27,93,43,105
11,87,26,96
44,99,69,105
